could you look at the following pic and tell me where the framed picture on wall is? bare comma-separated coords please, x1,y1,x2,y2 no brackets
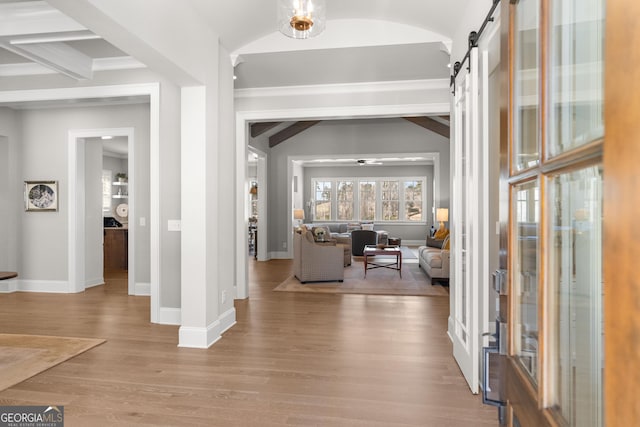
24,181,58,212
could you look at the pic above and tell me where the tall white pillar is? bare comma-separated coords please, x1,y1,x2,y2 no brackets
179,86,222,348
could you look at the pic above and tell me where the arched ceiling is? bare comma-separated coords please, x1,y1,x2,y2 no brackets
188,0,472,53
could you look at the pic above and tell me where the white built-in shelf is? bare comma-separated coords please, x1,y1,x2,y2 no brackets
112,180,128,198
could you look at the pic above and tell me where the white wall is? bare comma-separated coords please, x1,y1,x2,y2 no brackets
0,108,22,274
14,104,150,285
253,118,450,253
216,45,236,317
0,136,9,271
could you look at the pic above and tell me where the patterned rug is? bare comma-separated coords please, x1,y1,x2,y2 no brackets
0,334,105,391
274,261,448,297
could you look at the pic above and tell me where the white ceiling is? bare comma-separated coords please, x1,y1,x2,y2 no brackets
0,0,465,89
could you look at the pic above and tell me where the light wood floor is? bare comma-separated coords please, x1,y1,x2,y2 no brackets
0,260,497,426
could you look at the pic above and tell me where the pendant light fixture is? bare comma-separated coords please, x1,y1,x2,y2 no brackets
278,0,326,39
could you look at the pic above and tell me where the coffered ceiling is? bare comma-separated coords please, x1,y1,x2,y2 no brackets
0,0,144,80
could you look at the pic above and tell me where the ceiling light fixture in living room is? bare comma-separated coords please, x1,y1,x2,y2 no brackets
278,0,326,39
357,159,383,166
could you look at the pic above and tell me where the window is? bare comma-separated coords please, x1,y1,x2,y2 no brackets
381,180,399,220
404,180,423,221
336,181,354,220
314,180,332,221
102,170,112,215
311,177,427,222
359,181,376,221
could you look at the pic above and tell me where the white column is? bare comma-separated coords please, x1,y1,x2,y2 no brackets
179,86,221,348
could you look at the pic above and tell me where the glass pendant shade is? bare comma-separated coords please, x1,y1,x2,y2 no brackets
278,0,326,39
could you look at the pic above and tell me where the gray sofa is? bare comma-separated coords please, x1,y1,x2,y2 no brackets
418,235,450,283
309,223,388,246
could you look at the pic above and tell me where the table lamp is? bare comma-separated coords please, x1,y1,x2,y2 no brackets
293,208,305,227
436,208,449,232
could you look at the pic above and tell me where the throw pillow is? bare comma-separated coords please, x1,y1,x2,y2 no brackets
442,235,451,250
434,228,450,240
347,223,361,232
426,237,444,248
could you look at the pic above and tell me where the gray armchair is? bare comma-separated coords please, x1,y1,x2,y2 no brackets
293,231,344,283
351,229,378,256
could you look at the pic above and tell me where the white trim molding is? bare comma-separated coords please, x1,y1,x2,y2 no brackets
135,282,151,296
12,280,71,293
235,79,450,99
178,323,222,349
158,307,181,325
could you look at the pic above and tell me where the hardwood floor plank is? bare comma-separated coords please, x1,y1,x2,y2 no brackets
0,259,497,426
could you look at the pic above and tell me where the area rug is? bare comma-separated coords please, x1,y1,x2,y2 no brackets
274,262,449,297
0,334,105,391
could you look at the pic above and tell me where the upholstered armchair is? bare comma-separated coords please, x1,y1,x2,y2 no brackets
293,231,344,283
351,229,378,256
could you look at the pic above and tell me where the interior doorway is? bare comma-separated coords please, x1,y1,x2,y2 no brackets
70,127,136,295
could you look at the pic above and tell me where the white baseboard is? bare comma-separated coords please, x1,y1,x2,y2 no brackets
157,307,181,325
0,279,18,293
269,251,290,259
178,323,222,349
219,307,237,334
177,307,237,348
18,280,72,293
135,282,151,296
85,277,104,288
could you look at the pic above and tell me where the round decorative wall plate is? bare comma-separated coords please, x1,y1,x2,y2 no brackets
116,203,129,218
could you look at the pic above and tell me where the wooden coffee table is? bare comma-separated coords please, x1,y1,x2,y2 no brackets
363,245,402,278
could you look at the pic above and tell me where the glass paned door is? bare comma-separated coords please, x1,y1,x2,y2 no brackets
451,48,480,393
549,0,605,156
512,179,539,383
505,0,605,423
513,0,540,172
549,166,603,426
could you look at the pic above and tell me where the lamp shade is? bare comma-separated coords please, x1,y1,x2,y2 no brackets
436,208,449,222
293,209,305,220
278,0,326,39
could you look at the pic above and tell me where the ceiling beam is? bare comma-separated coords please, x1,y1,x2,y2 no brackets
250,122,282,138
0,40,93,80
269,121,320,148
0,1,86,37
403,116,450,139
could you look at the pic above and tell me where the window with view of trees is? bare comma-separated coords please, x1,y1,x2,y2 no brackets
381,180,399,220
337,181,354,220
359,181,376,221
314,180,332,221
404,180,423,221
311,177,427,222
